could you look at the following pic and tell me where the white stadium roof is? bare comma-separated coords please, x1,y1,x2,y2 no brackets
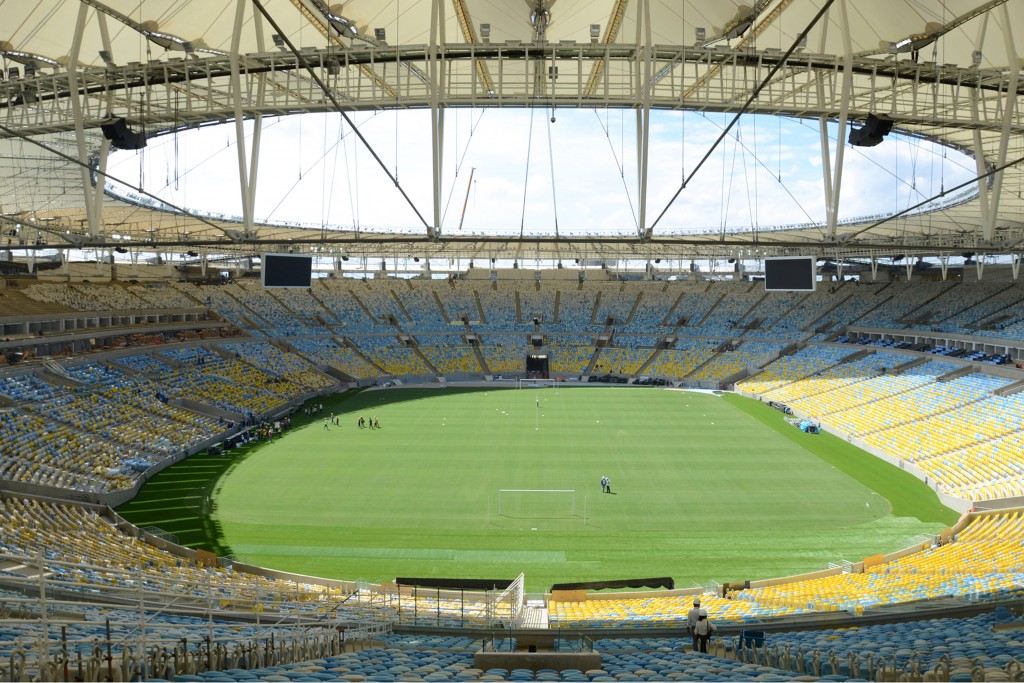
0,0,1021,265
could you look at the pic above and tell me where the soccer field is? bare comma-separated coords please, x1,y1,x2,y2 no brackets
119,386,957,592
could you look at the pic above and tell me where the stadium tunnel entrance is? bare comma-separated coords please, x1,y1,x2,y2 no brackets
526,353,549,378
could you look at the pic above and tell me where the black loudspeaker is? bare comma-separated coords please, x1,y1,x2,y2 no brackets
848,113,894,147
100,117,147,150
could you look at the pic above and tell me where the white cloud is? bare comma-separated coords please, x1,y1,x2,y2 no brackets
105,109,976,237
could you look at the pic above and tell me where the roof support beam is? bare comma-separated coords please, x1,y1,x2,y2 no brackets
427,0,445,238
824,0,853,241
969,14,994,244
683,0,795,100
583,0,629,98
292,0,399,99
636,0,652,239
91,12,117,234
983,3,1020,242
231,0,258,241
450,0,494,93
68,3,104,243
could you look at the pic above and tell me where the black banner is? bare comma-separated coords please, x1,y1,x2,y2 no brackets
550,577,674,591
395,577,515,591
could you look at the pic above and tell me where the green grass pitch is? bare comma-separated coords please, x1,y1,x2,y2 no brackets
117,387,958,592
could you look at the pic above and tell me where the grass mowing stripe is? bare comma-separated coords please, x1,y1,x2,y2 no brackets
231,545,566,562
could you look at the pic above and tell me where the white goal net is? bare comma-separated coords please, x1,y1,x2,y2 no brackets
497,489,576,518
516,378,556,389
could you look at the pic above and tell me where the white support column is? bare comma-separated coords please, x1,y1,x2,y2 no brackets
940,253,949,280
1012,254,1021,281
248,9,267,228
825,0,853,240
427,0,444,238
91,13,116,228
968,89,992,237
67,4,101,241
230,0,255,240
636,0,652,239
969,17,993,241
815,7,834,237
982,4,1020,241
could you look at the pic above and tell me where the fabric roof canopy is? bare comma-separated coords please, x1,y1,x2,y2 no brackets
0,0,1021,264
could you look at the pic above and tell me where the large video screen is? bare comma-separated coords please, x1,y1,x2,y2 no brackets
764,256,816,292
262,253,313,288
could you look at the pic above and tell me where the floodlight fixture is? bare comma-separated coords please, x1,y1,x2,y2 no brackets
590,24,601,43
480,23,491,43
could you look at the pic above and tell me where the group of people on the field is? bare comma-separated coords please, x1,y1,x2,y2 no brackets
236,418,291,445
305,399,381,431
302,402,325,416
357,415,380,429
322,413,380,430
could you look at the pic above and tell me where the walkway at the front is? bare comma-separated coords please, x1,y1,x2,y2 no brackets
519,601,549,628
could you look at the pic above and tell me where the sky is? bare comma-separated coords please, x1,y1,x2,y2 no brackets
105,107,978,240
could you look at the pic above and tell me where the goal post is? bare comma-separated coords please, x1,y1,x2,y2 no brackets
516,378,556,389
497,489,576,518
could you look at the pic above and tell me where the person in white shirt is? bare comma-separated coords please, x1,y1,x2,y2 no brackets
686,598,701,651
693,608,716,653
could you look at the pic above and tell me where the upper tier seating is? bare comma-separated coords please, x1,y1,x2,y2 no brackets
290,336,383,377
418,337,482,374
740,345,861,396
354,336,432,376
688,341,789,382
480,336,531,374
683,283,764,338
642,339,722,379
